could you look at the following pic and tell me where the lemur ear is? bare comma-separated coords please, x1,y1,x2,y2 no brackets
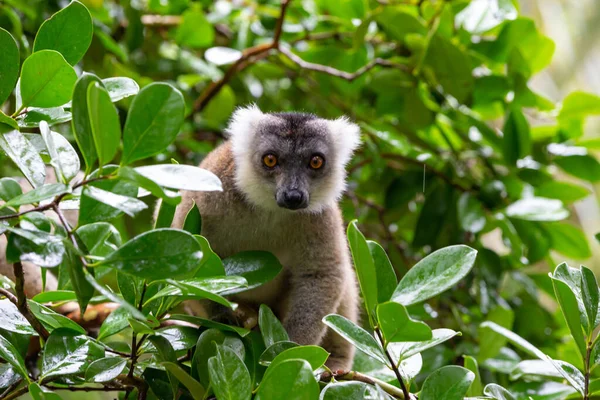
226,104,266,156
325,116,362,165
225,104,264,140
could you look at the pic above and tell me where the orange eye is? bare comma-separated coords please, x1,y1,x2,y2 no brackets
310,155,324,170
263,154,278,168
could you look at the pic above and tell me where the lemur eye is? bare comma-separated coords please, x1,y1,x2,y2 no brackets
310,155,324,170
263,154,278,168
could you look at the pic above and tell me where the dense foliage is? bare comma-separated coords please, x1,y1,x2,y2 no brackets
0,0,599,399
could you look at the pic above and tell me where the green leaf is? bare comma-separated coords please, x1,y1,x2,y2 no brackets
154,199,177,229
347,221,378,324
97,306,131,340
259,342,299,366
183,201,202,234
82,186,148,217
76,222,122,258
101,229,204,280
82,270,145,321
102,77,140,102
7,227,66,267
122,82,185,164
135,164,222,191
28,382,62,400
169,314,250,337
266,345,329,371
259,304,289,348
559,91,600,122
505,197,569,221
85,357,127,383
367,241,397,304
479,321,547,359
5,183,69,207
0,111,18,130
420,366,475,400
377,301,432,343
320,382,381,399
256,359,319,400
0,335,30,382
190,328,245,387
322,314,387,365
162,362,205,400
118,166,181,206
550,276,587,357
71,73,102,172
208,345,252,400
457,192,486,234
555,155,600,182
0,178,21,202
580,266,599,332
32,0,92,65
0,129,46,188
41,328,104,380
392,245,477,306
65,248,94,313
78,167,138,225
29,301,86,334
535,181,591,203
86,82,121,168
0,28,19,105
39,123,80,182
477,304,514,362
464,355,482,397
503,109,531,165
455,0,517,34
0,299,36,335
17,107,72,128
387,328,460,361
32,290,77,303
176,6,214,48
483,384,517,400
546,222,592,260
222,251,283,294
19,50,77,108
149,276,246,308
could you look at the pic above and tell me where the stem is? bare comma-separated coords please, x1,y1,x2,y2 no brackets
1,385,28,400
584,339,592,400
374,327,410,400
324,371,406,399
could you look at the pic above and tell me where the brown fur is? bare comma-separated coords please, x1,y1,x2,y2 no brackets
172,142,359,371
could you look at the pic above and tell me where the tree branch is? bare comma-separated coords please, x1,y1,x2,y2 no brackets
279,46,410,81
321,370,406,399
193,0,292,112
13,262,49,340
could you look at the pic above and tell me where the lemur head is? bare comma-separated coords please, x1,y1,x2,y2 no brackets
226,105,361,213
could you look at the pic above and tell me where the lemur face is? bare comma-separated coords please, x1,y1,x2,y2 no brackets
227,105,361,213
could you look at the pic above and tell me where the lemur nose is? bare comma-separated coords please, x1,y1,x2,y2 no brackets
281,190,307,210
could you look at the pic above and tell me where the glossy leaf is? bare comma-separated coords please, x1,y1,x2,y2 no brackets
5,183,69,207
41,328,104,380
555,154,600,182
32,0,92,65
546,222,592,260
29,301,86,334
367,240,397,303
347,221,378,324
169,314,250,337
71,73,102,172
122,82,185,164
320,382,380,400
0,129,46,188
0,299,36,335
103,77,140,102
101,229,204,280
502,110,531,165
39,123,80,182
191,328,245,388
0,28,19,105
392,245,477,306
208,345,252,400
222,251,282,294
505,197,569,221
388,328,461,361
255,359,319,400
82,186,147,217
17,107,72,128
266,345,329,371
118,166,182,206
19,50,77,108
377,301,432,343
135,164,222,192
162,362,205,400
322,314,387,365
86,82,121,167
85,357,127,383
420,366,475,400
0,335,29,382
259,304,289,348
0,178,21,201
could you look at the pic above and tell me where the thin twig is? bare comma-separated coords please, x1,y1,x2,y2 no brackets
375,327,410,400
1,385,28,400
279,46,409,81
324,370,406,399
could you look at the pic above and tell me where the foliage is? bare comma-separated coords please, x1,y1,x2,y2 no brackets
0,0,598,399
